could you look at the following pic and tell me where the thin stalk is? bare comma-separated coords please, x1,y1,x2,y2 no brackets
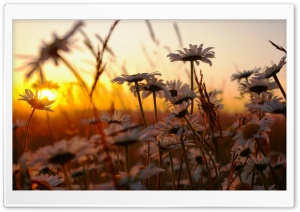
199,146,215,189
256,139,280,187
46,112,54,144
135,82,147,128
23,107,37,153
190,61,194,114
183,116,222,190
116,147,121,172
273,74,286,100
153,92,158,124
251,167,256,187
61,163,72,190
180,136,194,190
156,143,162,190
226,156,249,190
168,152,175,190
176,151,184,190
260,171,268,190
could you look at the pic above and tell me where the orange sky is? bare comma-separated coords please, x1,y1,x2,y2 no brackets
13,19,287,115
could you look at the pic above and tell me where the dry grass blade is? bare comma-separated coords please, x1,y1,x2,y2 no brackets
145,20,159,45
90,20,120,98
173,22,183,48
269,40,287,54
79,29,97,58
95,34,115,57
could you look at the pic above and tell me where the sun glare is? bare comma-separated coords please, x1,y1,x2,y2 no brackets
40,89,54,100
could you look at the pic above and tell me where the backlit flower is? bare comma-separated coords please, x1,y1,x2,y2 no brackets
165,80,189,97
31,174,64,190
248,154,271,172
239,78,277,95
232,116,274,152
155,117,189,140
167,44,215,66
231,67,261,82
19,89,55,112
101,111,131,125
169,101,191,118
255,56,286,79
255,99,286,115
30,137,94,170
111,72,161,86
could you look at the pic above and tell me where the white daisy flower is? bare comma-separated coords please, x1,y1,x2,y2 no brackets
18,89,55,112
101,111,131,125
111,72,161,86
166,89,197,106
31,174,64,190
130,78,171,99
169,101,191,118
231,67,261,82
255,56,286,79
246,92,282,112
254,99,286,115
106,126,155,147
239,78,277,95
155,117,189,140
165,80,189,97
248,154,271,172
30,137,94,170
232,116,274,152
167,44,215,66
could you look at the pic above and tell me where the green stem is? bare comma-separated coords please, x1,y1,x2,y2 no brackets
273,74,286,100
23,107,37,153
190,61,194,114
169,152,175,190
180,136,194,190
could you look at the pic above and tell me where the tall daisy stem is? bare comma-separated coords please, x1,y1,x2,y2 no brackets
176,151,184,190
169,152,176,190
153,92,158,124
183,116,222,190
135,82,147,128
273,74,286,100
180,136,194,190
190,61,194,114
23,107,37,153
61,163,72,190
260,171,268,190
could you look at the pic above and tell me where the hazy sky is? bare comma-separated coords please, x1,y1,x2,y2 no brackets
13,19,286,113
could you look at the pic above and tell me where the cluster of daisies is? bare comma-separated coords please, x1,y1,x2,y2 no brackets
14,38,286,190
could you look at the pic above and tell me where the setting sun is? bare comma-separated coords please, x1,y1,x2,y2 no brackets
39,89,54,100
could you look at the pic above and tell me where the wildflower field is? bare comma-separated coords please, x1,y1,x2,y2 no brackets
12,20,287,190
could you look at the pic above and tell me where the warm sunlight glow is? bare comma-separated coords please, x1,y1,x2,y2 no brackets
39,89,54,100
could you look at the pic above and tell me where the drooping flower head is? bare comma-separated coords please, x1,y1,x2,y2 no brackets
231,67,261,82
255,56,286,79
167,44,215,66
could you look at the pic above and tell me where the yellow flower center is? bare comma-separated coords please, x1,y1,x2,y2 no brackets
242,123,260,140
